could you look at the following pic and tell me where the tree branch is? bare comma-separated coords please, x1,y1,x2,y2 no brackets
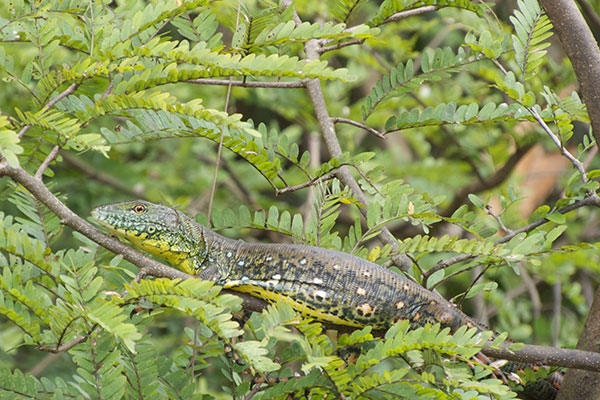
528,106,588,182
37,335,88,353
532,1,600,393
0,162,187,280
304,38,411,271
426,193,600,277
17,83,79,139
331,117,385,138
482,342,600,372
319,39,364,54
540,0,600,150
43,83,78,110
382,6,440,24
185,78,307,88
276,173,336,195
35,145,60,179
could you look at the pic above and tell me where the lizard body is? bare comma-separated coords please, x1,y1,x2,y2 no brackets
91,200,560,399
92,201,484,332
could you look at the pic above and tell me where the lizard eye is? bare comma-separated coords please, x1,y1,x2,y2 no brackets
132,204,147,214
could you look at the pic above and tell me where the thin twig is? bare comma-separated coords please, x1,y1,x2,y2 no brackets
482,341,600,372
382,6,440,24
276,173,336,195
18,83,79,141
485,204,514,235
35,145,60,179
101,77,114,99
427,193,600,276
303,37,411,270
206,80,234,226
528,106,588,183
495,194,600,245
552,278,561,347
186,78,307,88
37,335,87,353
331,117,385,138
319,39,364,54
17,125,31,140
43,83,78,110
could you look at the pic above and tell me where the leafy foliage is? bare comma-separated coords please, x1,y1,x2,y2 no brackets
0,0,596,398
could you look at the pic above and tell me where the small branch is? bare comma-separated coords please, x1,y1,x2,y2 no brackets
37,335,87,353
0,162,188,280
427,193,600,275
207,78,234,227
495,194,600,245
575,0,600,31
100,77,114,99
185,78,307,88
482,342,600,373
35,145,60,179
382,6,440,24
17,125,31,140
485,204,514,235
17,83,78,140
528,106,588,183
540,0,600,151
425,254,475,279
319,39,364,54
276,173,336,195
331,117,385,138
43,83,78,110
304,38,411,271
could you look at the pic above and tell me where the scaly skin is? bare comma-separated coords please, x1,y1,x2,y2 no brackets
91,200,560,399
91,200,486,331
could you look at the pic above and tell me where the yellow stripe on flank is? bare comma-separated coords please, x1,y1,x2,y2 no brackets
225,283,361,327
114,228,195,275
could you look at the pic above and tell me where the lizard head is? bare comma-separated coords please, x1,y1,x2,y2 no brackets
91,200,200,274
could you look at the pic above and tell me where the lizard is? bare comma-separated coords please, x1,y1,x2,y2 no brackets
91,200,562,399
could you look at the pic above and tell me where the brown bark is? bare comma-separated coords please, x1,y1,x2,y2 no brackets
556,287,600,399
540,0,600,149
538,0,600,397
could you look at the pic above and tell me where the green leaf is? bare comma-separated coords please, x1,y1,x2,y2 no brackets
468,194,484,208
545,212,565,224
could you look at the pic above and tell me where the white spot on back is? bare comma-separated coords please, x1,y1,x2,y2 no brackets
314,290,328,299
357,287,366,296
238,260,245,266
226,252,233,258
299,258,308,265
266,256,273,261
333,264,341,270
272,274,281,280
313,277,323,284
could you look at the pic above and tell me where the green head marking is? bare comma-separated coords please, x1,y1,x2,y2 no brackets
91,200,202,274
